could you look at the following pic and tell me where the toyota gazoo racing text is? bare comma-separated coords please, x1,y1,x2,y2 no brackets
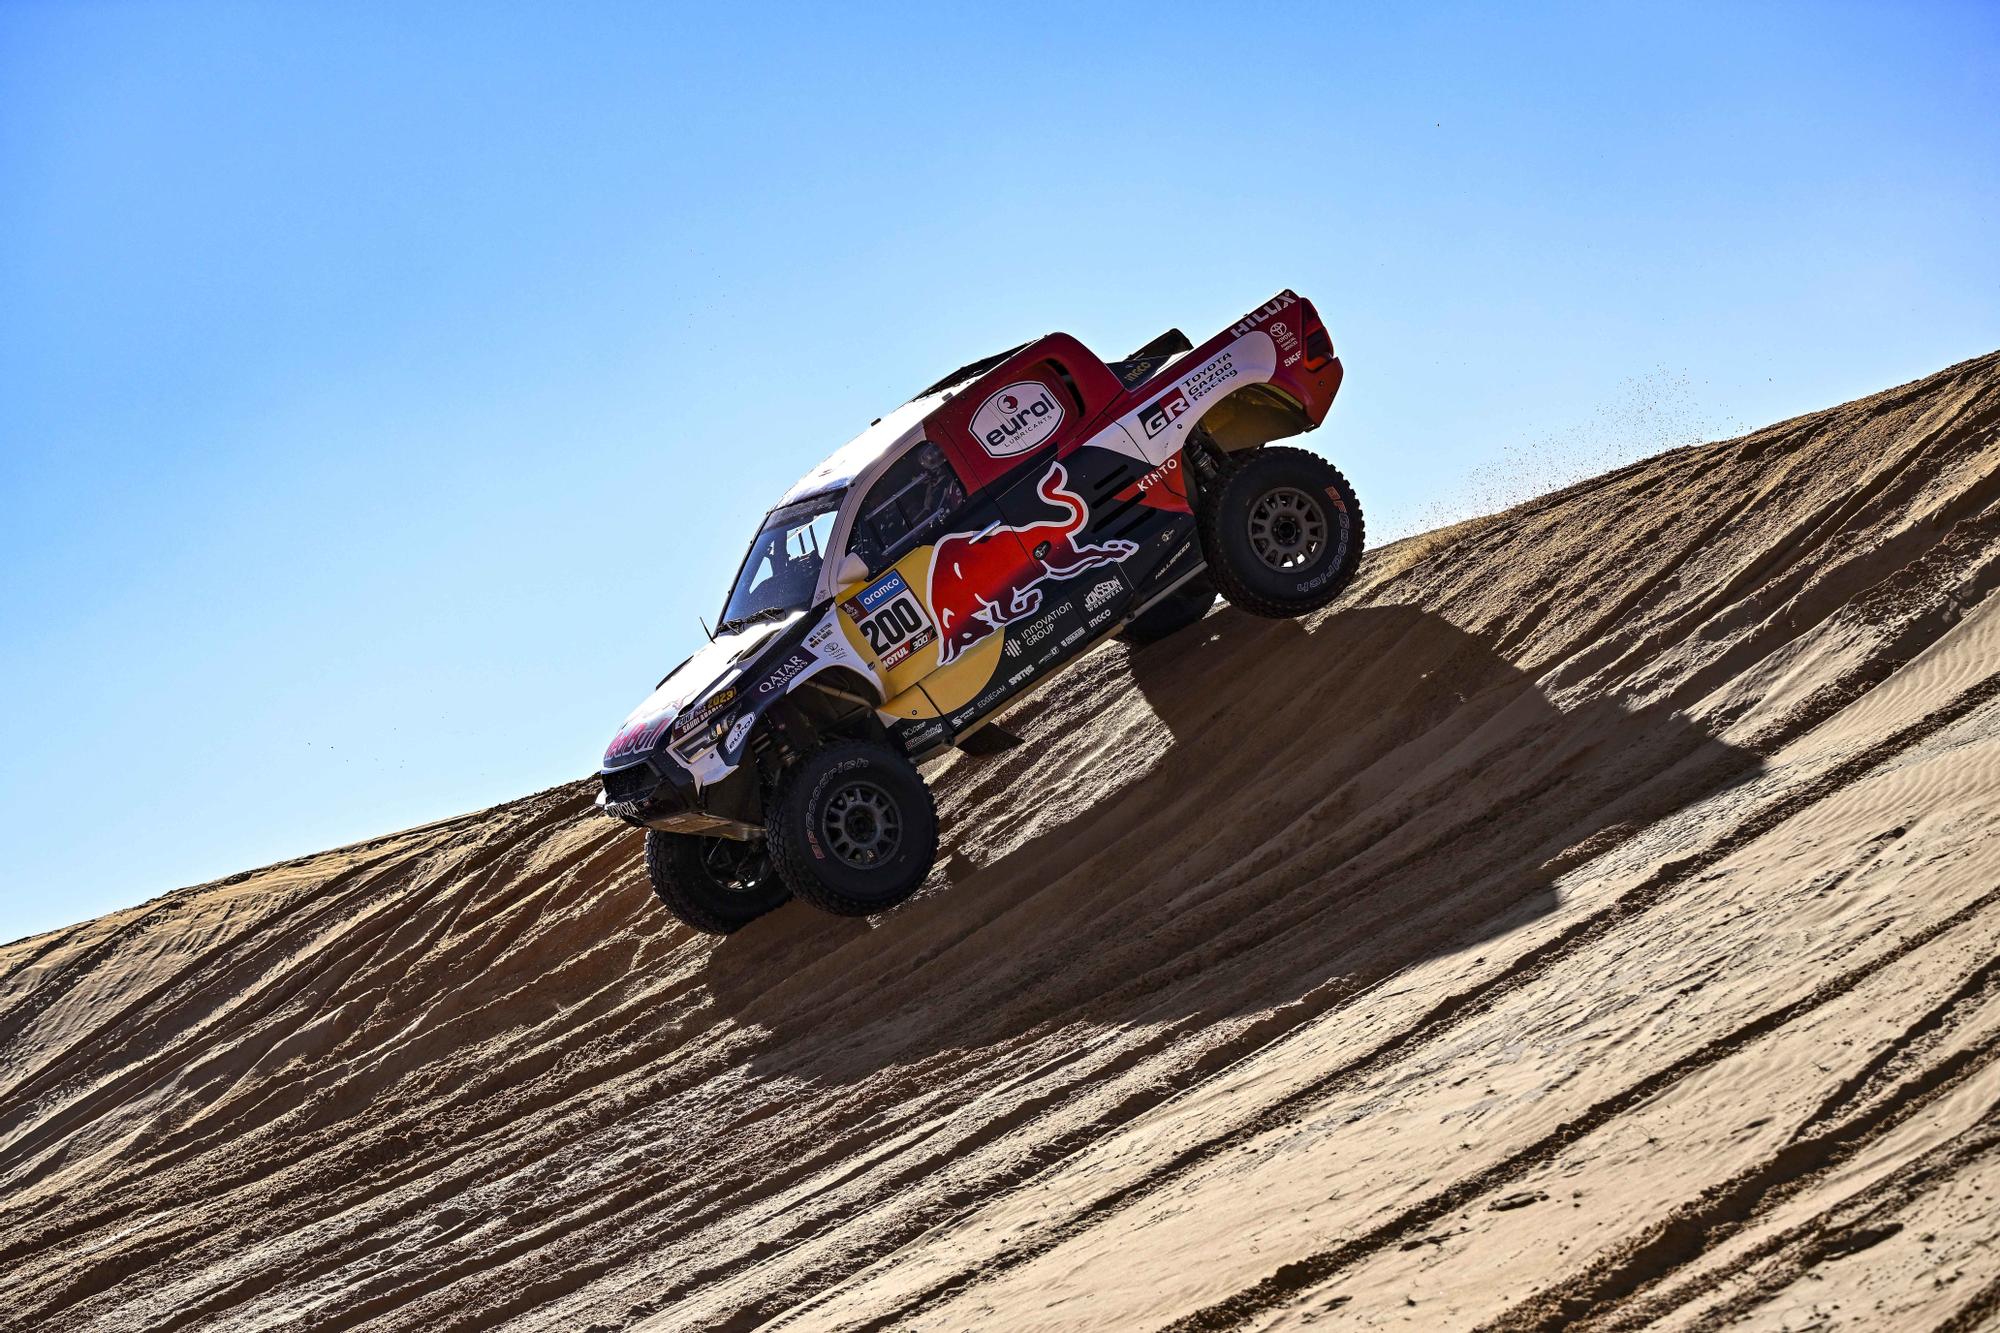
597,290,1365,934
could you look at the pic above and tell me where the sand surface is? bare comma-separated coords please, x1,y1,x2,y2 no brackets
4,352,2000,1331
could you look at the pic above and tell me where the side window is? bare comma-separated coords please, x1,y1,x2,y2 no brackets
850,442,969,573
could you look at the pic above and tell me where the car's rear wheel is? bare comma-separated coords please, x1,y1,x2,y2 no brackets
1197,446,1364,618
1116,572,1218,646
644,830,790,935
768,741,939,917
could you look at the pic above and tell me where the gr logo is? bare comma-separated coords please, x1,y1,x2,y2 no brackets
1138,388,1189,439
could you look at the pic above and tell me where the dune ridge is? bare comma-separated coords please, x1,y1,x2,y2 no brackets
3,350,1999,1331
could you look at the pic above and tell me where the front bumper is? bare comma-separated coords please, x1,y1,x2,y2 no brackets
595,757,761,839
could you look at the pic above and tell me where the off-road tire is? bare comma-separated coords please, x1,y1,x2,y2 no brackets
768,741,939,917
644,830,791,936
1117,572,1218,646
1197,446,1364,618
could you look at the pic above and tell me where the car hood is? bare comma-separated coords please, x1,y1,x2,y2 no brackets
602,615,800,767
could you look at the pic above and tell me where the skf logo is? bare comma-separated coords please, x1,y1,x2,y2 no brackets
971,380,1065,458
1138,389,1189,439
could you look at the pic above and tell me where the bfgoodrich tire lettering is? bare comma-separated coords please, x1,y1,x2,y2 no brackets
1198,446,1365,618
644,830,791,936
769,741,939,917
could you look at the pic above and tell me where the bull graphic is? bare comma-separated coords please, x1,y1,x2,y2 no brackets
925,462,1137,665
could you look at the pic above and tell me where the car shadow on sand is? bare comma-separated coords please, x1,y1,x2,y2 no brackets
699,603,1763,1088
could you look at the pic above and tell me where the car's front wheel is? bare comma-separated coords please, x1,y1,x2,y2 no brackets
768,741,939,917
1198,446,1365,618
644,830,791,935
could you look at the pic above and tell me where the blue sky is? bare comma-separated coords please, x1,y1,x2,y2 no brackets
3,2,1995,943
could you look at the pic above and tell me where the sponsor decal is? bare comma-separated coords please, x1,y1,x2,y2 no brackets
1138,388,1189,439
1006,664,1034,687
670,687,736,739
924,461,1137,665
1005,638,1023,659
950,683,1012,730
1137,456,1180,493
1084,578,1123,613
803,608,870,677
1283,350,1302,368
842,570,937,669
605,713,673,762
901,718,946,749
1059,626,1085,649
1114,453,1191,516
843,570,908,617
1016,605,1064,650
1159,537,1197,574
1270,320,1299,353
970,380,1065,458
757,650,813,694
1181,352,1239,406
724,712,755,752
1116,355,1165,389
1087,606,1118,629
1230,290,1299,338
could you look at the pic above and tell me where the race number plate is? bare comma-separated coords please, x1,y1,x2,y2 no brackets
841,570,937,670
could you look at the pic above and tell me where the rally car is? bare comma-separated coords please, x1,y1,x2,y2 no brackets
597,290,1364,933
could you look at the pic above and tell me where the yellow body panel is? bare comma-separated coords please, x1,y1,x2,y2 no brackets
832,543,1006,719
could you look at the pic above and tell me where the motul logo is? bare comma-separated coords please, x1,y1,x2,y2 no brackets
971,380,1064,458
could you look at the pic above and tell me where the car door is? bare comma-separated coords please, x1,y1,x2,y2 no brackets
831,439,1020,738
924,344,1194,719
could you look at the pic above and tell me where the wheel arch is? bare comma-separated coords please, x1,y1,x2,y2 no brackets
753,664,889,754
1191,381,1315,459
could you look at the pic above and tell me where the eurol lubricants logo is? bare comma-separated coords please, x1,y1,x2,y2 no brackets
971,380,1064,458
924,462,1136,664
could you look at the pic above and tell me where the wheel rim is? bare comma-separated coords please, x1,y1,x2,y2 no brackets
698,836,773,895
821,780,902,869
1246,486,1329,571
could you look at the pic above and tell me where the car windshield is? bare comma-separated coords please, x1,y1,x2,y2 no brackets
717,494,842,631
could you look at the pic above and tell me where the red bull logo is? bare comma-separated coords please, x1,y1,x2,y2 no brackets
925,462,1137,665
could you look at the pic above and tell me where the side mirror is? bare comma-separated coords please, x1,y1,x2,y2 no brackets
833,552,869,586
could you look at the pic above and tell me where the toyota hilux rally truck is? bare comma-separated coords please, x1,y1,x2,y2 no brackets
596,290,1363,933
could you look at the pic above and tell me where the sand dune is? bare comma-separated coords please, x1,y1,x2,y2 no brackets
4,351,1999,1331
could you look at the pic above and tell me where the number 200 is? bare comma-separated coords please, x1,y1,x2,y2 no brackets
861,597,924,653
